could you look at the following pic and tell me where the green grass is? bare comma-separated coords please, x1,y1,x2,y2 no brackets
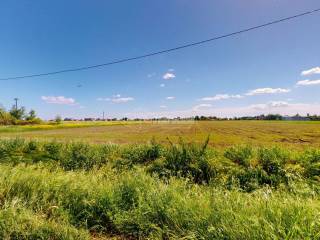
0,201,89,240
0,163,319,239
0,138,319,239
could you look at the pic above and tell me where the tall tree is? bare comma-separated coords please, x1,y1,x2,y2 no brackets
26,109,36,121
9,105,25,120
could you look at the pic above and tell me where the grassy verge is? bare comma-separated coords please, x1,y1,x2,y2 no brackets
0,138,319,239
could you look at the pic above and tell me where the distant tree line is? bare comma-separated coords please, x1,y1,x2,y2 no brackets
63,113,320,122
194,114,320,121
0,105,41,125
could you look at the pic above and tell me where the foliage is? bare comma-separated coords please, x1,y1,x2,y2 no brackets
148,137,216,184
224,145,253,167
0,138,319,239
300,149,320,180
0,106,41,126
9,105,26,120
25,109,36,121
121,139,162,165
0,108,15,125
55,115,62,124
0,201,89,239
0,163,318,239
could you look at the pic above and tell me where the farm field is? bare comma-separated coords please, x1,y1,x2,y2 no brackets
1,120,320,150
0,121,320,239
2,1,320,239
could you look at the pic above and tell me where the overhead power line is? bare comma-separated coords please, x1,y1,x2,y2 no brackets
1,7,320,81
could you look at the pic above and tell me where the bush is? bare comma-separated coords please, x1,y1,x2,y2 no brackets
224,145,253,167
55,115,62,124
60,143,107,170
300,150,320,180
0,139,316,189
148,137,216,184
0,107,42,126
257,147,289,175
0,108,15,125
0,138,26,164
225,147,293,192
121,139,162,165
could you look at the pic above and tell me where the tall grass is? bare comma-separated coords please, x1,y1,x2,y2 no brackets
0,138,319,239
0,200,89,240
0,164,319,239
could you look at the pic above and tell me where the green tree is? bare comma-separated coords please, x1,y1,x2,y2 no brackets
55,115,62,124
9,106,25,120
26,109,37,121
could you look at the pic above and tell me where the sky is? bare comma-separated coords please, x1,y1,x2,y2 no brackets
0,0,320,119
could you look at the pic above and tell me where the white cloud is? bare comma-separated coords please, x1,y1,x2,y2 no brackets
163,72,176,80
112,97,134,103
96,97,111,101
301,67,320,76
97,94,134,103
192,103,212,111
160,84,165,88
41,96,76,105
269,101,289,107
125,102,320,119
296,79,320,86
200,88,290,102
166,96,175,100
250,101,289,110
200,94,243,101
160,105,167,109
246,88,290,96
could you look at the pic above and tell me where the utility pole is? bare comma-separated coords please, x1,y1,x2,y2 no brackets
14,98,19,110
102,111,105,121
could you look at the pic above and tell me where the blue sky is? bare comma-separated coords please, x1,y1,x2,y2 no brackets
0,0,320,119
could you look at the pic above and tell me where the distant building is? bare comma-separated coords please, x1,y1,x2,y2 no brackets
64,118,75,121
283,115,310,121
84,118,95,121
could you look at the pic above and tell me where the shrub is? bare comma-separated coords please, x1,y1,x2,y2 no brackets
257,147,288,175
224,145,253,167
226,147,292,191
121,139,162,165
300,150,320,180
301,149,320,164
55,115,62,124
0,138,26,164
60,143,109,170
149,137,216,184
43,141,64,161
0,108,15,125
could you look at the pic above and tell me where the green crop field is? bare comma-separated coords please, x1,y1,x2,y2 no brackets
0,121,319,239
